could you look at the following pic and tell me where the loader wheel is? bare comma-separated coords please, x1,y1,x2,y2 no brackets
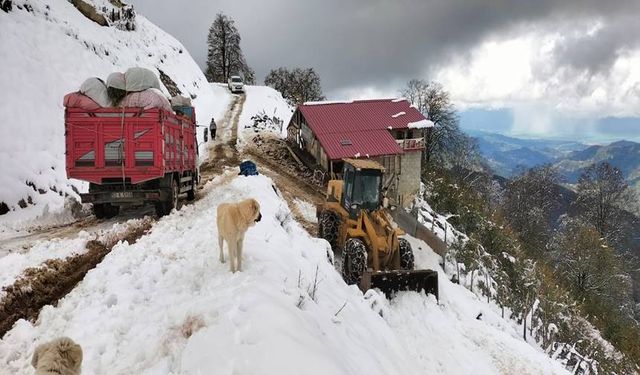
399,238,414,270
342,238,367,285
318,210,340,251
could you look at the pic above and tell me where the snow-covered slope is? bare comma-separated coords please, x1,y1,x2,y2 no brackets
237,85,293,145
0,172,568,374
0,0,230,227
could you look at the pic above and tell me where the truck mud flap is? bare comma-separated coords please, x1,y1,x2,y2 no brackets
360,269,439,300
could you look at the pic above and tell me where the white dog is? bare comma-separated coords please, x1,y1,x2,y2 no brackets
217,198,261,272
32,336,83,375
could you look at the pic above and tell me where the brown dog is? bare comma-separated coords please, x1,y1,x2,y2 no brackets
217,198,261,272
32,337,83,375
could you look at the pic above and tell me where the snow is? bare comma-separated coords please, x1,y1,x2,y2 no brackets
0,217,150,297
293,198,317,223
392,111,406,118
0,3,580,374
391,98,406,103
303,100,354,105
0,172,570,374
237,85,293,146
407,119,435,129
0,174,413,374
0,0,230,227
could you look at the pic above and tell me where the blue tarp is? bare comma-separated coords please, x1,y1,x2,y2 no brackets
239,160,258,176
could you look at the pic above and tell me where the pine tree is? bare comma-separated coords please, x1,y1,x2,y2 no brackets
205,13,254,84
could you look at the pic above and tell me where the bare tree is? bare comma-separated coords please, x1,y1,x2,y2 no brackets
264,67,324,106
401,79,473,166
573,162,636,247
502,165,561,255
205,13,254,84
551,219,631,304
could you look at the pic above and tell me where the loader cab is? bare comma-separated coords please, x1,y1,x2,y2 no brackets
341,159,384,218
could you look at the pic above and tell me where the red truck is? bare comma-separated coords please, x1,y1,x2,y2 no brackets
65,106,199,218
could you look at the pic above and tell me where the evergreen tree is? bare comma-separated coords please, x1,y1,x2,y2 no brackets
205,13,254,84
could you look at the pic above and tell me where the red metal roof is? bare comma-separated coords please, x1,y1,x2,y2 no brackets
316,130,402,160
297,98,427,160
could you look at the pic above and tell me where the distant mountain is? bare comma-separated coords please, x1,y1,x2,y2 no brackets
554,140,640,190
468,130,588,176
469,131,640,204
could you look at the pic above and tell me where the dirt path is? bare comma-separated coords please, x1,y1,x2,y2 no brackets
199,94,245,184
242,136,325,236
0,219,153,337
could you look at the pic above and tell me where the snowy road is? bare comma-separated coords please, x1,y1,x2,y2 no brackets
0,81,571,374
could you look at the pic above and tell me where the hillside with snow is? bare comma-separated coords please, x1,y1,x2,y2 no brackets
0,171,569,374
0,2,600,375
0,0,230,229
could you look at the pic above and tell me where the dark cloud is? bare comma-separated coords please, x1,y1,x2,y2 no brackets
551,14,640,74
128,0,640,97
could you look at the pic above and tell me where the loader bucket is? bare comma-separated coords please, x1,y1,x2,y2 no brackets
360,269,439,300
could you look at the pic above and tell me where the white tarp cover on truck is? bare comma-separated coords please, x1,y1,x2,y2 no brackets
170,95,192,107
121,88,172,111
124,67,161,92
106,72,126,90
79,77,110,107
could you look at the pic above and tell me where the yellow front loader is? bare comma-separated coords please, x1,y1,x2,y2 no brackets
317,159,438,298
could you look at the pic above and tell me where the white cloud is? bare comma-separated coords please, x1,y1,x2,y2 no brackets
434,23,640,120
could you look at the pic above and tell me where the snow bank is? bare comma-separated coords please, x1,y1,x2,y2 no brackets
0,174,413,374
385,236,569,374
237,85,293,146
0,217,149,297
0,175,571,374
0,0,230,227
407,119,435,129
293,198,318,223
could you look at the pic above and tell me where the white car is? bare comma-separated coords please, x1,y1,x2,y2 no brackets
227,75,244,93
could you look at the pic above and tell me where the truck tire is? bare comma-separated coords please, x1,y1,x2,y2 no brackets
93,203,107,219
186,175,196,201
169,178,182,211
155,177,181,217
399,238,414,270
318,210,340,251
342,238,367,285
93,203,119,219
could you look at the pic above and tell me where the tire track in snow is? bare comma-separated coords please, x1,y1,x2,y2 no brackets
0,219,153,338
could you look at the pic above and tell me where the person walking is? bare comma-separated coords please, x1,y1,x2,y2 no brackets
209,118,217,141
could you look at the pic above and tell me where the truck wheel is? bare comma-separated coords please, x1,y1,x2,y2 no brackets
154,202,167,217
342,238,367,285
105,204,119,218
155,177,181,217
93,203,107,219
186,175,196,201
318,210,340,251
399,238,414,270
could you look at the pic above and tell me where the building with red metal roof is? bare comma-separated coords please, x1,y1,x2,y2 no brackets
286,98,432,205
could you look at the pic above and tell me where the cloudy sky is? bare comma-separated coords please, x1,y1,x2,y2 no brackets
129,0,640,142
